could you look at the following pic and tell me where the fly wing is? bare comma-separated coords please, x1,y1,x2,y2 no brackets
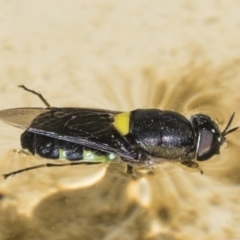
0,107,135,160
0,107,120,130
0,108,49,129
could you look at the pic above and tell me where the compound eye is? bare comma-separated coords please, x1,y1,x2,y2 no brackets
197,129,214,160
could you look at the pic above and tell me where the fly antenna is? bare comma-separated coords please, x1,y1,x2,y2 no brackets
222,112,239,137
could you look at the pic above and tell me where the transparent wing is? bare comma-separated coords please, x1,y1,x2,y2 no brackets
0,108,49,129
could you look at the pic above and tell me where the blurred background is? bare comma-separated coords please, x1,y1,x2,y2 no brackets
0,1,240,239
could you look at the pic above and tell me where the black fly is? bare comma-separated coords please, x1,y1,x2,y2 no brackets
0,85,238,179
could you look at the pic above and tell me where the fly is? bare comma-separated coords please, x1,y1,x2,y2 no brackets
0,85,238,179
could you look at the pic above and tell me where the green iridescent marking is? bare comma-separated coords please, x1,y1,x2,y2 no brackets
59,148,67,160
58,149,116,162
83,150,116,162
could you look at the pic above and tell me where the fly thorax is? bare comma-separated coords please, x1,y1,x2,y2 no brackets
129,109,196,159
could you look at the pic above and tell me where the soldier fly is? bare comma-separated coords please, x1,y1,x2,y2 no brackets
0,85,238,179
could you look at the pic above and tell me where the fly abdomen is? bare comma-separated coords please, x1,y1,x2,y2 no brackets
21,131,116,162
21,131,83,160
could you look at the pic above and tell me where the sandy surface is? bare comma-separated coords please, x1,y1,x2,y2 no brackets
1,1,240,239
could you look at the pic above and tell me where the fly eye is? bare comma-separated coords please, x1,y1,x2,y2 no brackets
197,128,222,161
191,114,224,161
197,129,213,160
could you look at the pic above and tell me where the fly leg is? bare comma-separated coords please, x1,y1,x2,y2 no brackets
181,160,198,168
18,85,51,108
181,161,204,174
3,162,101,179
13,149,32,156
127,164,133,174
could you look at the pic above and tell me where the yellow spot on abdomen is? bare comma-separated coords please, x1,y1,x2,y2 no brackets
114,112,130,135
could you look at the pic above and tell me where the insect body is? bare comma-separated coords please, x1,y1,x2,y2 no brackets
0,86,238,178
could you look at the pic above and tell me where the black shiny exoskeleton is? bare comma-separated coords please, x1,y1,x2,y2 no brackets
0,85,238,178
